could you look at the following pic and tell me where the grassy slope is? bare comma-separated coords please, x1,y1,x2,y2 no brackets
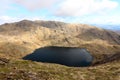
0,57,120,80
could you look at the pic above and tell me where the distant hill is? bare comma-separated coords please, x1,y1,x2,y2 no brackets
92,24,120,30
92,24,120,35
115,30,120,34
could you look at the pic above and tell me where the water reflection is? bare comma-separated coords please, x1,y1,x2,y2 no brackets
23,46,93,67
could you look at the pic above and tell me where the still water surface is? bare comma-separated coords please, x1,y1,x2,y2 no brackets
23,46,93,67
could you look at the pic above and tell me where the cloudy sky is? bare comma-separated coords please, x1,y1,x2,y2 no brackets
0,0,120,25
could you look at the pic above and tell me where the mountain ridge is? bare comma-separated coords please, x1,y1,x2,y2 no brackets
0,20,120,45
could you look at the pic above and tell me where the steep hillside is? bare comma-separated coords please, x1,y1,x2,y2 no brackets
0,20,120,44
0,20,120,80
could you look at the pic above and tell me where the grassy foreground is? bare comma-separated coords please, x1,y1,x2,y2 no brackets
0,57,120,80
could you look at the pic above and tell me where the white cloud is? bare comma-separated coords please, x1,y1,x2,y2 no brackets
0,16,47,24
88,15,120,24
55,0,118,16
0,0,60,12
13,0,60,11
0,16,19,24
0,0,119,25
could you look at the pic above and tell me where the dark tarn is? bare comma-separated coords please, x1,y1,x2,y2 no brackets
23,46,93,67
